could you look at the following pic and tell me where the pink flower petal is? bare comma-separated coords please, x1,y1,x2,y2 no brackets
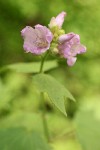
55,11,67,28
71,34,80,45
59,33,75,43
49,11,67,28
67,57,77,66
76,44,86,54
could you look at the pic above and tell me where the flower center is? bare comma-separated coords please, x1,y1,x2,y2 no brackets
36,41,48,48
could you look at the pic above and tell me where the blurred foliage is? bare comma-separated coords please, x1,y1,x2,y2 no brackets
0,128,51,150
75,110,100,150
0,0,100,150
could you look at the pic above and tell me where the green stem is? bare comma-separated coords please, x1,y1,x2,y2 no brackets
39,51,49,73
41,92,50,142
39,51,50,142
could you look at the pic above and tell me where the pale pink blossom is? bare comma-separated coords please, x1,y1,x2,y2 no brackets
58,33,86,66
21,24,53,55
49,11,66,28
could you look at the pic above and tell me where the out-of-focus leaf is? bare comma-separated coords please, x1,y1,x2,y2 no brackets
0,111,44,134
33,74,75,116
0,73,29,110
0,127,51,150
52,138,81,150
75,110,100,150
4,60,58,73
0,80,12,110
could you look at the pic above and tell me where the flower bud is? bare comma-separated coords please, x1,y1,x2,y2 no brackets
49,11,67,29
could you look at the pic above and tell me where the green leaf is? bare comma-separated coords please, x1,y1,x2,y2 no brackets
75,110,100,150
0,127,51,150
0,111,44,134
33,74,75,116
1,60,58,73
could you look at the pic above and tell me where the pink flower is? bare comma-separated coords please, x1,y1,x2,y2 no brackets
58,33,86,66
49,11,66,29
21,24,53,55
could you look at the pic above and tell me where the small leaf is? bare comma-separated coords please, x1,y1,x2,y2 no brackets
33,74,75,116
0,127,51,150
75,110,100,150
2,60,58,73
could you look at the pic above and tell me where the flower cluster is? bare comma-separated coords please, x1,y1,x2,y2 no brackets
21,11,86,66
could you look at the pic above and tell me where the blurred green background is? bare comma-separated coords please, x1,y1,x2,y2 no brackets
0,0,100,150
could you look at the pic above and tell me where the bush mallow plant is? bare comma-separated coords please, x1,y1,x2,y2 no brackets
21,11,86,66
